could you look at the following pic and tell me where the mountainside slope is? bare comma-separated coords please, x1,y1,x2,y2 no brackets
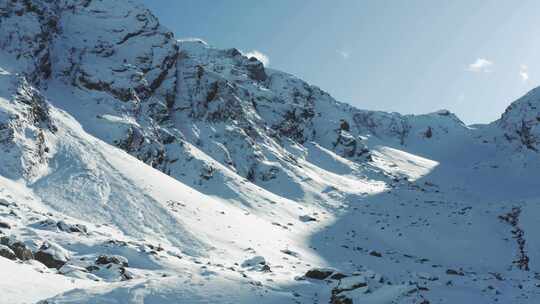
1,1,540,303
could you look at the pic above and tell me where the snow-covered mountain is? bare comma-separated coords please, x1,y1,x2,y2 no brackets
1,1,540,303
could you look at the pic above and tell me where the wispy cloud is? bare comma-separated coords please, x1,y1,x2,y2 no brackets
467,58,493,73
519,64,529,82
337,50,350,60
243,50,269,66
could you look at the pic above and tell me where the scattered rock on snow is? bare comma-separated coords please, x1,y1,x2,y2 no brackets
1,237,34,261
369,250,382,257
446,269,464,276
96,255,129,267
241,255,266,268
0,198,11,207
299,215,317,222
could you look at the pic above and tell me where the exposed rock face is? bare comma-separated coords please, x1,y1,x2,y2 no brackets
0,76,55,181
498,87,540,151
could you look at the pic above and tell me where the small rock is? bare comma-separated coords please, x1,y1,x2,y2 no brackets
299,215,317,222
446,269,464,276
416,272,438,281
0,221,11,229
96,255,129,267
369,250,382,257
86,265,100,272
241,256,266,268
57,221,87,234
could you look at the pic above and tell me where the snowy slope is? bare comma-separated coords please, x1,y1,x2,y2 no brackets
1,1,540,303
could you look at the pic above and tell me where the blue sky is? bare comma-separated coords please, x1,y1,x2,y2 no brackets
142,0,540,124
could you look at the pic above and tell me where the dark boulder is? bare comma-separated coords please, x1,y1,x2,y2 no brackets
0,245,16,260
305,268,334,280
10,242,34,261
34,242,69,269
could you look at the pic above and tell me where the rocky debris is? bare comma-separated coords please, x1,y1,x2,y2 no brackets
0,237,33,261
95,255,129,267
304,268,335,280
56,221,88,234
499,207,529,270
0,244,16,260
34,241,70,269
35,219,88,234
88,254,133,281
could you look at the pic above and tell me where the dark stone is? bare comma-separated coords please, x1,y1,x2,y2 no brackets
35,250,65,269
86,265,100,272
369,250,382,257
330,272,348,280
96,255,128,267
425,127,433,138
305,268,334,280
10,242,33,261
299,215,317,222
340,120,350,131
246,60,267,82
0,245,16,260
446,269,464,276
331,294,353,304
0,222,11,229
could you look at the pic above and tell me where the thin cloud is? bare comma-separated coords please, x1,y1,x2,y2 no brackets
243,50,269,66
467,58,493,73
337,50,350,60
520,64,529,82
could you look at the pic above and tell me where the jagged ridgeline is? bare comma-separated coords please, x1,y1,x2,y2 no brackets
1,1,540,303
